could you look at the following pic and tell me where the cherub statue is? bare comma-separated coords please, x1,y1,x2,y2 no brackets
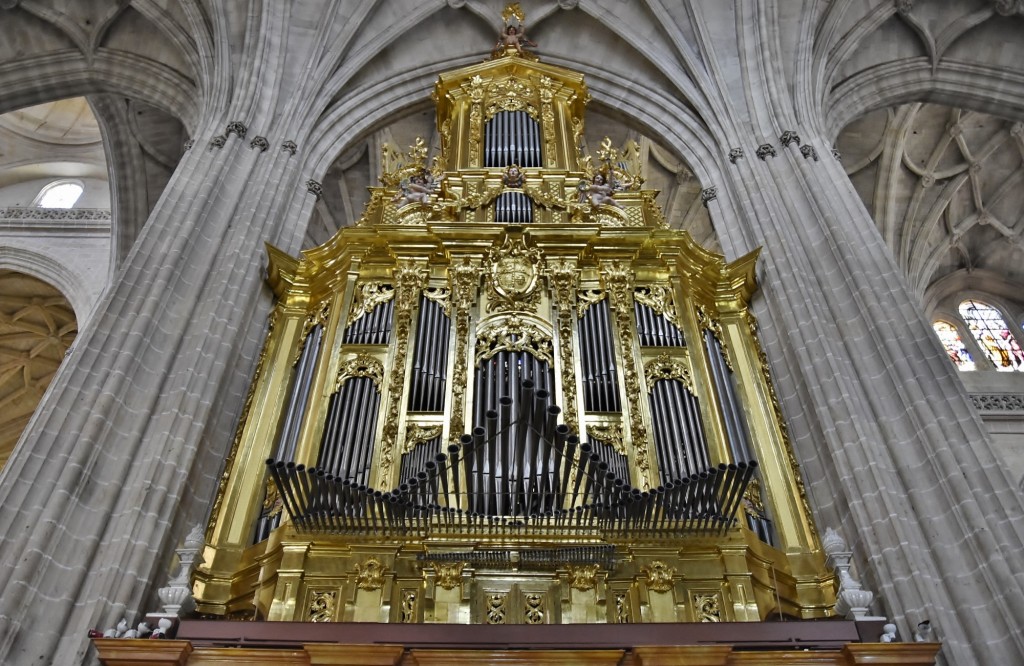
495,23,536,56
578,173,623,209
493,3,536,57
880,623,897,643
502,164,525,188
392,171,436,208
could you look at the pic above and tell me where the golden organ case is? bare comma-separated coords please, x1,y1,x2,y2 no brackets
195,41,835,628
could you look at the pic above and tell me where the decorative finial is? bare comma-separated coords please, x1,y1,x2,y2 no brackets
501,2,525,23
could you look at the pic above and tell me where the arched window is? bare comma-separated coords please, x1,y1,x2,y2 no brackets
933,321,974,371
959,300,1024,372
33,180,84,209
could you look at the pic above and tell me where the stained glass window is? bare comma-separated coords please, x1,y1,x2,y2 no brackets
959,300,1024,372
933,321,974,371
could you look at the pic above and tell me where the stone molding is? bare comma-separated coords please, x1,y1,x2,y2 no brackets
0,206,111,221
970,393,1024,412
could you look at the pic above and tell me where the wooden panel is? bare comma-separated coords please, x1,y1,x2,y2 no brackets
408,649,625,665
305,644,404,665
842,644,942,665
634,645,732,665
93,639,193,666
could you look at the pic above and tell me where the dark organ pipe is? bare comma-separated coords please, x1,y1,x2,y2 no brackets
649,378,712,485
316,377,381,483
704,330,754,462
579,300,621,412
275,324,324,463
409,296,451,412
634,302,685,348
343,298,395,345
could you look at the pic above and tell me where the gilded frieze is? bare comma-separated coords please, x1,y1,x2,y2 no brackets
355,558,387,591
309,591,337,622
335,355,384,391
641,561,675,593
347,282,395,327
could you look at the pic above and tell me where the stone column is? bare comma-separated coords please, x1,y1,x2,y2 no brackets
711,130,1024,664
0,116,315,663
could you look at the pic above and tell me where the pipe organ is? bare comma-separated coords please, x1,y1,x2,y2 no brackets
196,39,835,627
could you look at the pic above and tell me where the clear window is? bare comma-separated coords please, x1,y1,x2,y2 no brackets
34,181,84,209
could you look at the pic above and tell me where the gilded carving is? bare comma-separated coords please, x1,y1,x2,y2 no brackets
634,286,677,325
475,315,553,365
486,232,543,312
400,590,417,623
309,590,337,622
693,593,722,622
467,75,485,168
485,77,537,119
603,263,651,489
262,478,283,519
567,564,600,591
697,304,733,371
403,423,443,454
485,593,507,624
644,353,693,392
745,311,816,540
449,258,479,437
522,182,569,209
336,354,385,390
539,77,557,167
743,478,767,518
355,557,387,591
435,562,466,590
347,282,395,327
548,262,580,430
614,593,630,624
436,185,503,214
379,261,429,479
586,424,625,456
291,300,329,365
576,289,604,319
524,593,545,624
423,286,452,316
641,561,675,593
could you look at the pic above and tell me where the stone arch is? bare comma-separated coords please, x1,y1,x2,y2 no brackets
0,245,97,325
0,52,199,131
826,60,1024,142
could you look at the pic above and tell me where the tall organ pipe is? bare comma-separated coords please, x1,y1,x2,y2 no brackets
704,330,754,462
410,295,450,412
485,111,541,168
275,324,324,462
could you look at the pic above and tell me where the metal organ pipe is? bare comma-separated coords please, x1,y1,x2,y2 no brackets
485,111,542,168
703,330,754,462
410,295,451,412
344,298,395,345
275,324,324,463
579,300,621,413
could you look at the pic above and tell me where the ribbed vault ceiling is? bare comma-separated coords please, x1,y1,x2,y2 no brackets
0,270,77,469
838,103,1024,304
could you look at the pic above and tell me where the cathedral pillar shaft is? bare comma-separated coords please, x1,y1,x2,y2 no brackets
0,124,313,664
714,135,1024,663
